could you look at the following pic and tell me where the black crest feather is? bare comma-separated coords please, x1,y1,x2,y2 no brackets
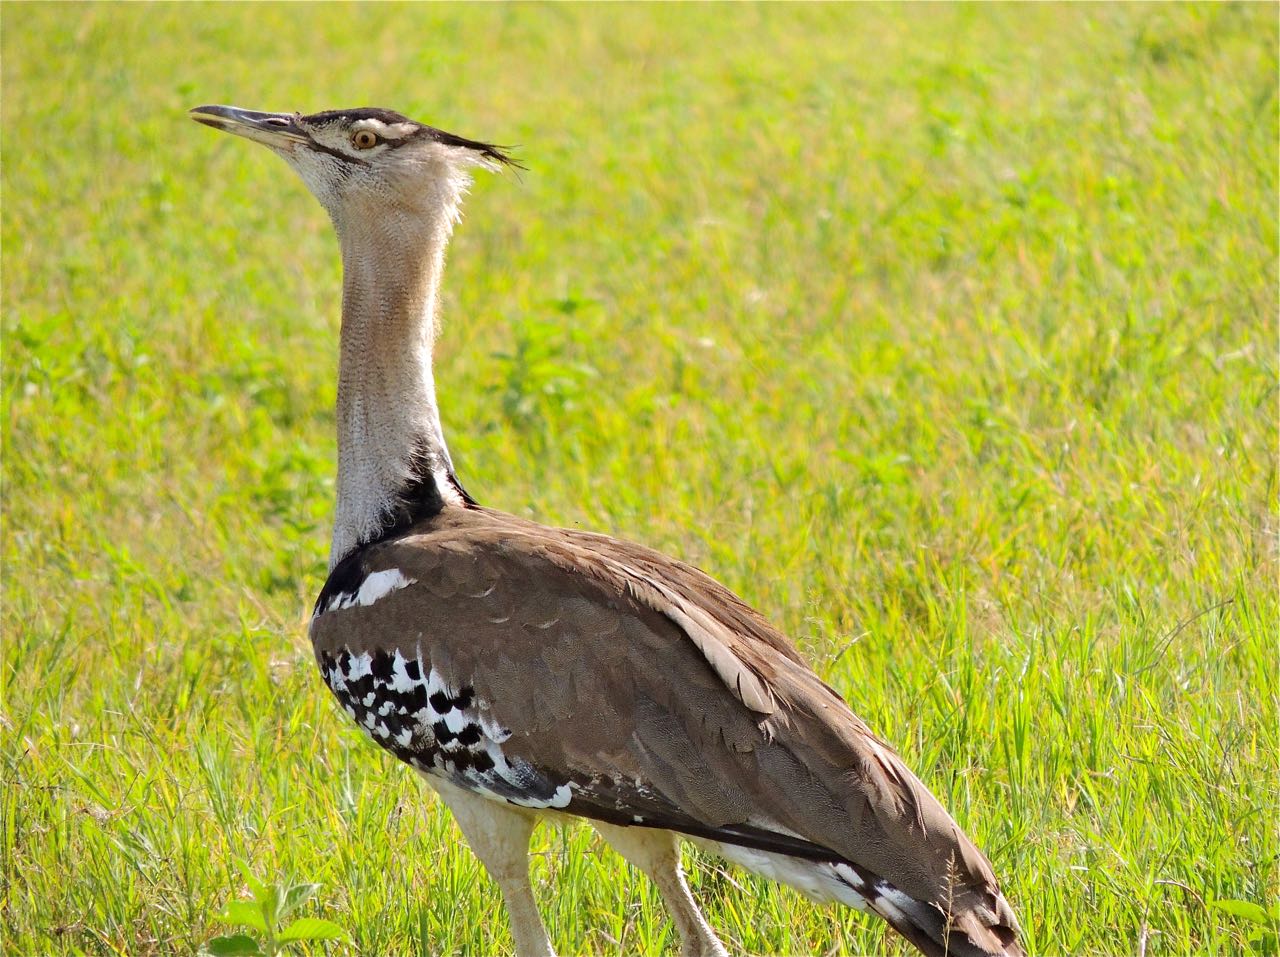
301,107,521,168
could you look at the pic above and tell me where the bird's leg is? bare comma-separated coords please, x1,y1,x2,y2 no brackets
594,823,730,957
433,781,556,957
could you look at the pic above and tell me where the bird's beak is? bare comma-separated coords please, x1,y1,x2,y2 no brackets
189,105,308,150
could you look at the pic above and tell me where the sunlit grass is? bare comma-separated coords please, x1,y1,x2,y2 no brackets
2,3,1276,955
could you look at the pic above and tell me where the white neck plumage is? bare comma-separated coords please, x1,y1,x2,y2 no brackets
328,194,467,569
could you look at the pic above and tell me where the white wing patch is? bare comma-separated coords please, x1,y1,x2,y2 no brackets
319,568,417,614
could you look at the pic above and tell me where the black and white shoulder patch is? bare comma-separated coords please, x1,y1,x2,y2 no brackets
316,645,572,810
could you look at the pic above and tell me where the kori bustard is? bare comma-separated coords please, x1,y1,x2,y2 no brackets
191,104,1022,957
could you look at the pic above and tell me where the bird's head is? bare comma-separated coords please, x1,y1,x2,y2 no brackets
190,104,515,229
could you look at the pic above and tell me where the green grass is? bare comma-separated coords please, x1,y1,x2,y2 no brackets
2,3,1276,954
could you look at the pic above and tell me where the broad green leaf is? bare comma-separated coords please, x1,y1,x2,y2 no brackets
1212,899,1271,926
278,917,346,943
206,934,263,956
219,900,268,933
279,882,321,919
259,883,281,924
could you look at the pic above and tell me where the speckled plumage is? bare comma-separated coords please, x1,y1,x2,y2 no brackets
316,643,571,808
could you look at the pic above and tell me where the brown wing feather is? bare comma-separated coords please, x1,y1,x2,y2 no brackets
310,506,1016,948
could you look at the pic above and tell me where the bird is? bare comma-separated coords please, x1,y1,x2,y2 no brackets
191,103,1023,957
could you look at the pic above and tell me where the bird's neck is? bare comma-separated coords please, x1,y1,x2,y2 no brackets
329,210,466,569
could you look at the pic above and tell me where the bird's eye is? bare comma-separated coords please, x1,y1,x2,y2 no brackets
351,130,379,150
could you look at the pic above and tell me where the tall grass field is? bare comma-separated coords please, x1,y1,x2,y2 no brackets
2,4,1276,955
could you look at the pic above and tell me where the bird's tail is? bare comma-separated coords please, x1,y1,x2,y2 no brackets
855,869,1023,957
707,840,1022,957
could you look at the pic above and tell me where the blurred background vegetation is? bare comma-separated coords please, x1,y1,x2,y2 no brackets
2,3,1276,954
